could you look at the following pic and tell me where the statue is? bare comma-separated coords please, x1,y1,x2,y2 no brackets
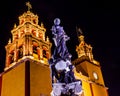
51,18,72,61
49,18,82,96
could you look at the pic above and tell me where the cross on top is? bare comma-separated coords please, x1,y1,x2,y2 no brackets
26,1,32,11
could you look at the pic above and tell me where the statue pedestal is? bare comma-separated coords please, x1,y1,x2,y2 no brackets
51,81,82,96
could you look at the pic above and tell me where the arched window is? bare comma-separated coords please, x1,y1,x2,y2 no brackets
33,45,37,54
39,33,43,39
20,20,24,24
31,29,37,36
33,19,36,24
43,50,47,58
42,46,48,58
32,41,38,54
10,51,14,64
18,46,23,59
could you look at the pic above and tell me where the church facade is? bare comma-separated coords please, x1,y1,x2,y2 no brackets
0,2,108,96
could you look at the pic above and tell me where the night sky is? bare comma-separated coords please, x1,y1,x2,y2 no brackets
0,0,120,96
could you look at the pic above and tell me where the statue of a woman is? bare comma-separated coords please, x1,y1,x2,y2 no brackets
51,18,71,61
49,18,76,84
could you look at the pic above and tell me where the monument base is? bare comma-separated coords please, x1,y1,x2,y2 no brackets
51,81,82,96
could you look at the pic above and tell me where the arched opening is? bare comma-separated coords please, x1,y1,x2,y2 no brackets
9,51,14,64
42,46,49,59
43,50,47,58
32,41,39,59
18,46,23,59
33,45,37,54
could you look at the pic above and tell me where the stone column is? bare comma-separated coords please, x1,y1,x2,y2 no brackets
6,54,11,67
37,47,40,60
28,35,33,55
39,45,43,59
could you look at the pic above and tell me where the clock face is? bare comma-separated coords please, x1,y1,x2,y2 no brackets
93,72,98,80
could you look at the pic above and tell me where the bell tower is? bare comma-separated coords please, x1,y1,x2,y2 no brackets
1,2,52,96
73,28,109,96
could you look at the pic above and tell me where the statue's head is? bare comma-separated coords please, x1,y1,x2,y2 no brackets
54,18,60,25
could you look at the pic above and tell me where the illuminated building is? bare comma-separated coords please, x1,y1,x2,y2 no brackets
0,2,52,96
0,2,109,96
72,28,109,96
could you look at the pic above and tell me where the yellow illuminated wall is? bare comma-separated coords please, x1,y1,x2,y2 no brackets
82,81,92,96
74,60,109,96
91,83,108,96
81,61,105,85
1,59,52,96
1,63,25,96
30,60,52,96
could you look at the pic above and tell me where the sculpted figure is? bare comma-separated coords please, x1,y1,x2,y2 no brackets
49,18,82,96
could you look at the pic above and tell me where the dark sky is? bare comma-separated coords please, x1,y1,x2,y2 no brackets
0,0,120,96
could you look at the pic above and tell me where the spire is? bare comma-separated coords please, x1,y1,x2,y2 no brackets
14,23,17,29
46,36,49,42
76,27,94,62
8,38,11,44
26,1,32,11
41,22,44,27
76,27,83,35
76,27,84,42
11,1,46,42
